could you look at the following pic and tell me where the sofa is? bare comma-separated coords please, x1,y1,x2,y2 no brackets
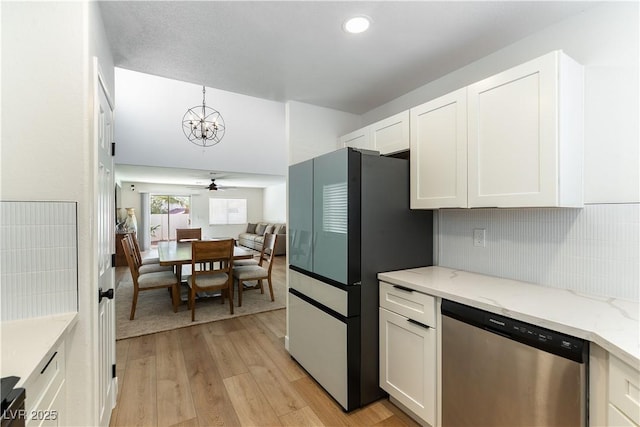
237,222,287,255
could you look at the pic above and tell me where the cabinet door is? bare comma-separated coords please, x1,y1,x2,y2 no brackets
467,51,582,207
339,126,372,150
410,88,467,209
288,159,314,271
379,307,436,426
312,149,349,284
608,404,638,427
372,111,410,155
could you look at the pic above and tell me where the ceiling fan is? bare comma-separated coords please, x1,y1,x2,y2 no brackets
187,178,236,191
207,178,220,191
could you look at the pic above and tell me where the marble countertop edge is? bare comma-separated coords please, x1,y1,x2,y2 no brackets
378,266,639,369
1,312,79,387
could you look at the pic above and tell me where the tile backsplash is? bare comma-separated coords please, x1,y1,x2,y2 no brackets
1,201,78,321
438,203,639,301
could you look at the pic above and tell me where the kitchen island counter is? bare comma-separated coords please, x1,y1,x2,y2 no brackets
378,266,639,368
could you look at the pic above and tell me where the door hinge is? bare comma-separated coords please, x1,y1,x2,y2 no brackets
112,364,116,378
111,142,116,156
111,253,116,267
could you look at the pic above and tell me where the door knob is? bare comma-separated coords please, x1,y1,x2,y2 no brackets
99,287,114,303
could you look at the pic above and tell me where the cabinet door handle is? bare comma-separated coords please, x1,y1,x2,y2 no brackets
40,351,58,374
392,284,413,293
408,318,432,330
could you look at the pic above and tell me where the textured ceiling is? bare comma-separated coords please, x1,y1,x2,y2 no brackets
100,1,595,115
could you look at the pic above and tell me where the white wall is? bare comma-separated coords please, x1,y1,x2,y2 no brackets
363,2,639,204
114,69,287,176
119,182,264,241
438,205,639,301
1,2,115,425
286,100,361,165
264,183,286,223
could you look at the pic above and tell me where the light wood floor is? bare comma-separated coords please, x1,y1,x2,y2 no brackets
109,308,420,427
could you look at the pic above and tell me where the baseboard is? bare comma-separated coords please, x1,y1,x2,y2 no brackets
284,335,289,351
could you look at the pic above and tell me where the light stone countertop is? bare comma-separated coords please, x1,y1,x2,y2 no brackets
0,312,78,387
378,266,639,369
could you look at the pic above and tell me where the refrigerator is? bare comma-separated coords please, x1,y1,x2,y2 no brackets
287,147,433,411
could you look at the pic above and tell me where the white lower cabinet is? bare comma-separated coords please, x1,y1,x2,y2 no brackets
25,340,66,427
379,281,436,426
608,355,640,426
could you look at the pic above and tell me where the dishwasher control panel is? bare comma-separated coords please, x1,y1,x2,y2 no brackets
442,299,587,363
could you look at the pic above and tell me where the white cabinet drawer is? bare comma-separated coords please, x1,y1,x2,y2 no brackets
609,355,640,425
379,281,436,327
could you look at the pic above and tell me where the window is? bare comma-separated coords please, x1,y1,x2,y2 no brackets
209,198,247,225
149,195,191,241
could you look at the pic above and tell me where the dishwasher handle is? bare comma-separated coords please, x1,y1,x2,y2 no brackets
442,299,587,364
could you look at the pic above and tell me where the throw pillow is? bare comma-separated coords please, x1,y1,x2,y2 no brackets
263,225,274,235
246,223,257,233
255,223,267,235
277,224,286,235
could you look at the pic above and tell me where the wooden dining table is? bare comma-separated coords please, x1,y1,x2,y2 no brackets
157,240,255,283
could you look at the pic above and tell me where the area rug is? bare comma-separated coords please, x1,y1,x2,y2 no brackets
115,277,286,340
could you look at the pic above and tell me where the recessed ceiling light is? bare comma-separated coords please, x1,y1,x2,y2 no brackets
343,16,371,34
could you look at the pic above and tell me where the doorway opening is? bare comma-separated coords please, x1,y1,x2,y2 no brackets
150,195,191,242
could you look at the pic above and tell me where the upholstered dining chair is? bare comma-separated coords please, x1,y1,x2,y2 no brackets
187,238,235,321
176,227,202,242
121,237,179,320
125,233,172,274
232,233,278,307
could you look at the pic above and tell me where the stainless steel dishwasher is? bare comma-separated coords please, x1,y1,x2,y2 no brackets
441,300,588,427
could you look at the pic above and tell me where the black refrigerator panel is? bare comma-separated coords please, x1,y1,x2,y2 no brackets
289,158,313,272
360,153,433,284
359,153,434,405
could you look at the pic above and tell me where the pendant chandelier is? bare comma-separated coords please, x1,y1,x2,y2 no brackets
182,86,225,148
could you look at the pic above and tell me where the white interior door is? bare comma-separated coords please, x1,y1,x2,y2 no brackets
96,61,116,427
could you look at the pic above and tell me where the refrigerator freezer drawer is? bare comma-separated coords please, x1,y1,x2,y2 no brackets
289,292,348,409
289,268,349,317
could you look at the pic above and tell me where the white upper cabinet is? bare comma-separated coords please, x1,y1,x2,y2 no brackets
410,50,584,209
371,111,410,155
467,51,584,208
410,89,467,209
339,111,409,155
339,126,373,150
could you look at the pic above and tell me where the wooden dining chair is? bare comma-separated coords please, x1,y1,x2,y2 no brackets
128,232,159,264
232,233,278,307
188,238,235,321
125,233,172,274
176,227,202,242
121,237,179,320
